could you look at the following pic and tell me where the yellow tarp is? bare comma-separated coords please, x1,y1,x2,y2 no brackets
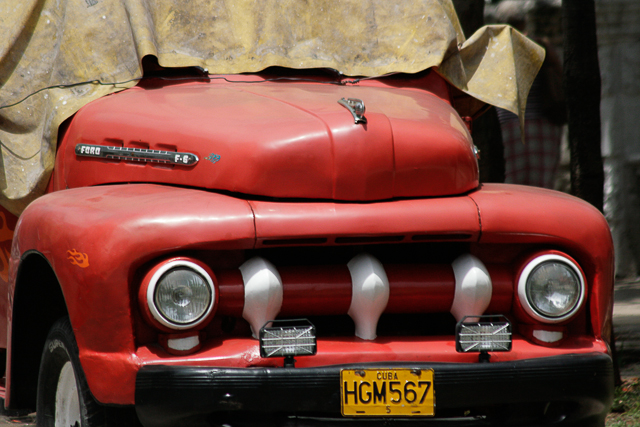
0,0,544,215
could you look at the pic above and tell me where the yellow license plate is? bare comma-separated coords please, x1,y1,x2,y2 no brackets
340,368,435,417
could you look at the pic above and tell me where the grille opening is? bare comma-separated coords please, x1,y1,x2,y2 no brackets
335,236,405,244
412,233,473,241
246,241,471,267
263,238,328,246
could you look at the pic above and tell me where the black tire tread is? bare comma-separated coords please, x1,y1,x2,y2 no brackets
36,317,140,427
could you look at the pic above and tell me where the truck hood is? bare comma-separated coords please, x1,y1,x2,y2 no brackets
58,74,479,201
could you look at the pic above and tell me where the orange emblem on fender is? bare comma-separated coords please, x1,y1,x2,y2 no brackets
67,249,89,268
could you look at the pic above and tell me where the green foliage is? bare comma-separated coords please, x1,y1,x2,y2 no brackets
607,378,640,426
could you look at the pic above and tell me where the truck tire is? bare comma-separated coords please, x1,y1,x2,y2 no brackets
36,317,107,427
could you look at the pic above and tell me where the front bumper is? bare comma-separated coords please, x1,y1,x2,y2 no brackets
135,353,613,427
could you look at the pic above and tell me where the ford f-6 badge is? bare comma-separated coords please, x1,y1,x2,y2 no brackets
75,144,199,166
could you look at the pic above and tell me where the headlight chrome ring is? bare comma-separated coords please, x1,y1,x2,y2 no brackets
146,260,215,330
517,254,586,323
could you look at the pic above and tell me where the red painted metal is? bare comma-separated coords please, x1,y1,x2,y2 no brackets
55,72,478,201
0,206,17,350
8,184,256,404
5,181,614,406
134,335,610,368
468,184,615,341
485,264,514,313
216,270,245,317
214,263,510,316
2,69,614,414
279,266,353,315
249,197,481,244
384,265,454,314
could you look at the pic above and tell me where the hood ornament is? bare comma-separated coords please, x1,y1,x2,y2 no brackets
338,98,367,125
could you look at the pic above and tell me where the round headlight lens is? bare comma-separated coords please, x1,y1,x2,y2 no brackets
518,254,585,323
154,267,212,325
526,262,581,318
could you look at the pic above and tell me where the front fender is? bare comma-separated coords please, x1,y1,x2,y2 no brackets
469,184,615,345
10,184,255,404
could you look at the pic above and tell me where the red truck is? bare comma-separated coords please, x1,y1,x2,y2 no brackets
0,67,614,427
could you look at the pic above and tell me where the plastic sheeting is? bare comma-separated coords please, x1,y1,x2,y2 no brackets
0,0,544,215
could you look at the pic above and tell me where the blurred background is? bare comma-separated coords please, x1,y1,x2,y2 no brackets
456,0,640,280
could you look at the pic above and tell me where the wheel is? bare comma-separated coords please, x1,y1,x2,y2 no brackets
36,317,105,427
36,317,141,427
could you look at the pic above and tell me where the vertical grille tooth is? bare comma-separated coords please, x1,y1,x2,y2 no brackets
450,254,492,322
346,253,390,340
209,244,512,339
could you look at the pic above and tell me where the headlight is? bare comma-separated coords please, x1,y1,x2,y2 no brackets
517,254,585,323
146,260,215,329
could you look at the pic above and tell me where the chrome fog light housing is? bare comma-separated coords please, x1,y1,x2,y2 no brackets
259,319,316,367
518,254,585,323
456,315,512,353
147,260,215,329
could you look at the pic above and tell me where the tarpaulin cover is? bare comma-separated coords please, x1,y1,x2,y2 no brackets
0,0,544,215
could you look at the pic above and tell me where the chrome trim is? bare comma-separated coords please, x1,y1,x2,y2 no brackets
338,98,367,124
75,144,199,166
259,319,317,359
146,260,215,330
239,257,283,339
456,315,512,353
517,254,586,323
347,253,389,340
450,254,492,322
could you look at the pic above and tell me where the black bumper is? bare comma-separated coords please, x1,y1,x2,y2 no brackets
135,353,613,427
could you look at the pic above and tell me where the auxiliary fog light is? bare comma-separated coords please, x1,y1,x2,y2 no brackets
259,319,316,367
456,315,512,362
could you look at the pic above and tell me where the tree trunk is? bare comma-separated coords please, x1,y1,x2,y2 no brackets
562,0,604,212
563,0,620,387
452,0,505,183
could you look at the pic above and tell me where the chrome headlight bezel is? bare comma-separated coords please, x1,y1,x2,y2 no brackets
146,260,215,330
517,254,586,324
